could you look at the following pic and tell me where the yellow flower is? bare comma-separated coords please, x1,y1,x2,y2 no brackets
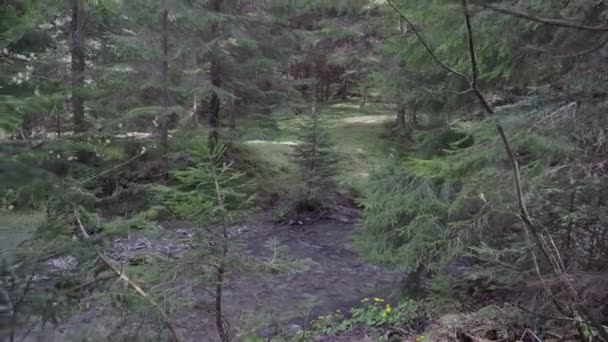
382,312,388,317
385,304,392,313
373,297,384,303
361,298,370,303
415,336,425,342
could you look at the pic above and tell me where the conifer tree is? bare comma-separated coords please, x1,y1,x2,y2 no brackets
291,90,339,211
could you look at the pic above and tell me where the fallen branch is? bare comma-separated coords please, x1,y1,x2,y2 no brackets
74,209,181,342
481,4,608,32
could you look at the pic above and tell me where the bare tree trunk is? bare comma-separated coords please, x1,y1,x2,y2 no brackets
70,0,86,132
208,0,223,148
306,88,318,203
159,7,170,154
56,106,61,138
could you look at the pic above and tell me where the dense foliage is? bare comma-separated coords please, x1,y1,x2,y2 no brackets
2,0,608,341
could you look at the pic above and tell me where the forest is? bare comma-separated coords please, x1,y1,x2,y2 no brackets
1,0,608,341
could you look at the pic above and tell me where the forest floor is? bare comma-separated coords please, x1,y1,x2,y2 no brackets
26,218,400,342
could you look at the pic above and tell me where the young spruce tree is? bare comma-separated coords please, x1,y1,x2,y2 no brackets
291,93,339,212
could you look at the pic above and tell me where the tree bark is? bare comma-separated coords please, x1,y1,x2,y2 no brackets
208,0,223,148
70,0,86,132
228,98,236,130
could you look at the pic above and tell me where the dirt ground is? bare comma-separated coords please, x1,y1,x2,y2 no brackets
14,219,400,342
181,219,401,341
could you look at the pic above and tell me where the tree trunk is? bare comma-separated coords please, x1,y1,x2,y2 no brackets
159,7,170,155
396,103,413,142
215,240,229,342
70,0,86,133
208,0,223,148
360,86,368,108
337,80,348,100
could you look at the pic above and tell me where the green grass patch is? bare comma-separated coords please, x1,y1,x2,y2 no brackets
240,101,395,199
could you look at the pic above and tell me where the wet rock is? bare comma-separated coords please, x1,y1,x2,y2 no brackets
47,255,78,272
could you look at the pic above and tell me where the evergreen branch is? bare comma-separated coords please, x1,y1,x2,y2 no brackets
385,0,470,82
481,3,608,32
74,209,181,342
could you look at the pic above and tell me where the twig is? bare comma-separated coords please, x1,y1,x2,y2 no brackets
481,4,608,32
74,209,181,342
386,0,494,114
496,124,550,260
554,36,608,58
385,0,470,81
80,149,146,185
520,328,543,342
461,0,494,114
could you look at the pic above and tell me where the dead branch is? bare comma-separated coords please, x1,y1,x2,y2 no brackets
74,209,181,342
80,148,146,185
496,124,608,341
481,4,608,32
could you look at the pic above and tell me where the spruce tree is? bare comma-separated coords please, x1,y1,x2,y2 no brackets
291,93,339,211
